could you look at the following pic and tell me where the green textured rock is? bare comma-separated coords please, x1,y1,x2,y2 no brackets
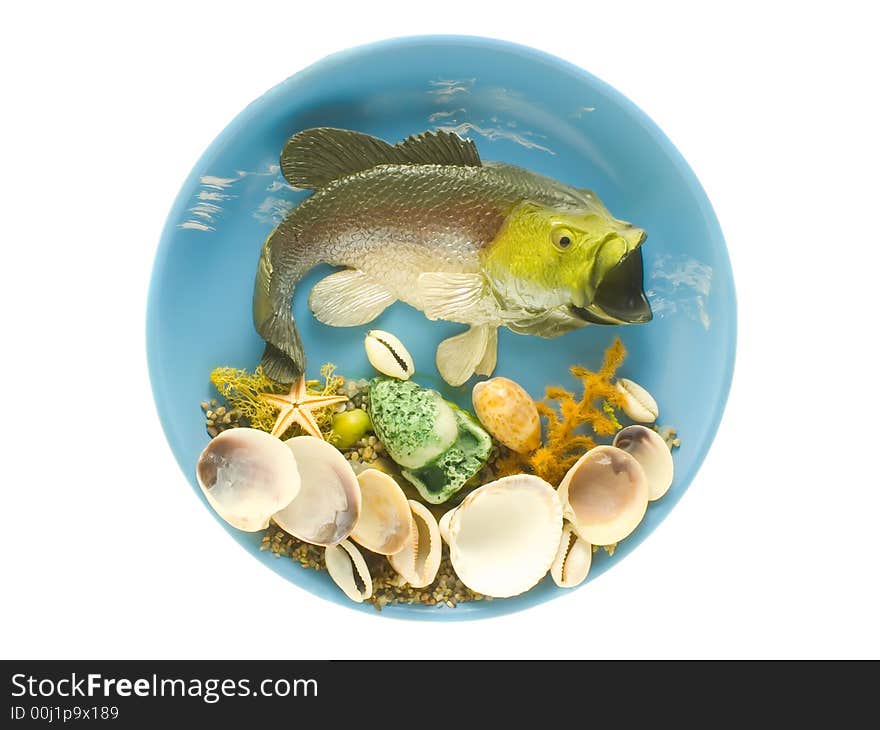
368,379,492,504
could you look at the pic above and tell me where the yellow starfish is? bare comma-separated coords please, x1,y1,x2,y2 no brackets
258,375,348,440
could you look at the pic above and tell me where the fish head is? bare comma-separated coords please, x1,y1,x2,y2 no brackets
484,198,652,326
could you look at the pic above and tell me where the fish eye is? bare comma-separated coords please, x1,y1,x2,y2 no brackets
551,227,575,250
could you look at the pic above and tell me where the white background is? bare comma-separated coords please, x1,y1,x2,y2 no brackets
2,1,878,659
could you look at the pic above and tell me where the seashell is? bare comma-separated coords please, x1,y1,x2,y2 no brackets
273,436,361,546
325,539,373,603
444,474,563,598
471,377,541,453
551,523,592,588
389,500,442,588
196,428,300,532
558,445,649,546
615,377,659,423
365,330,415,380
613,425,674,501
438,507,454,545
350,469,412,555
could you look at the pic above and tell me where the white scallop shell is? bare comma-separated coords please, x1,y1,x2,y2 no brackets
196,428,301,532
273,436,361,546
350,469,412,555
557,446,649,546
613,425,674,501
438,508,454,545
445,474,563,598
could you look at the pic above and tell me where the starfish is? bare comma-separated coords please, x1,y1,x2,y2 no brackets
258,375,348,440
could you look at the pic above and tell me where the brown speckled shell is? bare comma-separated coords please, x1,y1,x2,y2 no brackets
472,377,541,453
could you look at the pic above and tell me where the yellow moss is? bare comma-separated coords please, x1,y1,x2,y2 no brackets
591,543,617,556
209,366,283,431
494,337,629,485
209,363,343,438
602,400,623,432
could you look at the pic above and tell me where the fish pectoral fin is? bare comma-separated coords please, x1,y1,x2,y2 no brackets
474,326,498,377
309,269,396,327
417,272,498,323
436,324,494,386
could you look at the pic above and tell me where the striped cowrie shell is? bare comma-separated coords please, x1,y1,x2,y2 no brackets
615,377,659,422
365,330,415,379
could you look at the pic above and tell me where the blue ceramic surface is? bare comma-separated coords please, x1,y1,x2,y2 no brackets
147,36,736,620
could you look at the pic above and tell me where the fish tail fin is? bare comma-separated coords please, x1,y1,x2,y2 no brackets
256,306,305,383
253,234,305,383
260,340,303,384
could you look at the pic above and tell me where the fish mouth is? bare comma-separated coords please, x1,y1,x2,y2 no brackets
569,245,653,325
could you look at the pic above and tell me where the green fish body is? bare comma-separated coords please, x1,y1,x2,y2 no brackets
255,128,651,385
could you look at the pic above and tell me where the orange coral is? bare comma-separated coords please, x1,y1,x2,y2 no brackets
495,338,629,485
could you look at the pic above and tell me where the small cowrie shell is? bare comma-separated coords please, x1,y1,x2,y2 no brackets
365,330,415,380
324,539,373,603
551,522,592,588
616,378,659,422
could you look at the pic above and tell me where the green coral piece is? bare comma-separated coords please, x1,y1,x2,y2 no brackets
403,406,492,504
368,379,492,504
368,379,440,458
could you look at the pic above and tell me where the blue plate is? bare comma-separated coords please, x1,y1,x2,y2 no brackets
147,36,736,620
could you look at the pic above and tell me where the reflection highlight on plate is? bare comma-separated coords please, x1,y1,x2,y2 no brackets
647,254,714,329
427,78,555,154
178,164,297,231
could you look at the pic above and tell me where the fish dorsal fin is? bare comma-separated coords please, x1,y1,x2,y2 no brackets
395,130,481,167
281,128,398,189
281,128,481,189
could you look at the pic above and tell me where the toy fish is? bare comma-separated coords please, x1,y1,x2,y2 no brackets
254,127,651,386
